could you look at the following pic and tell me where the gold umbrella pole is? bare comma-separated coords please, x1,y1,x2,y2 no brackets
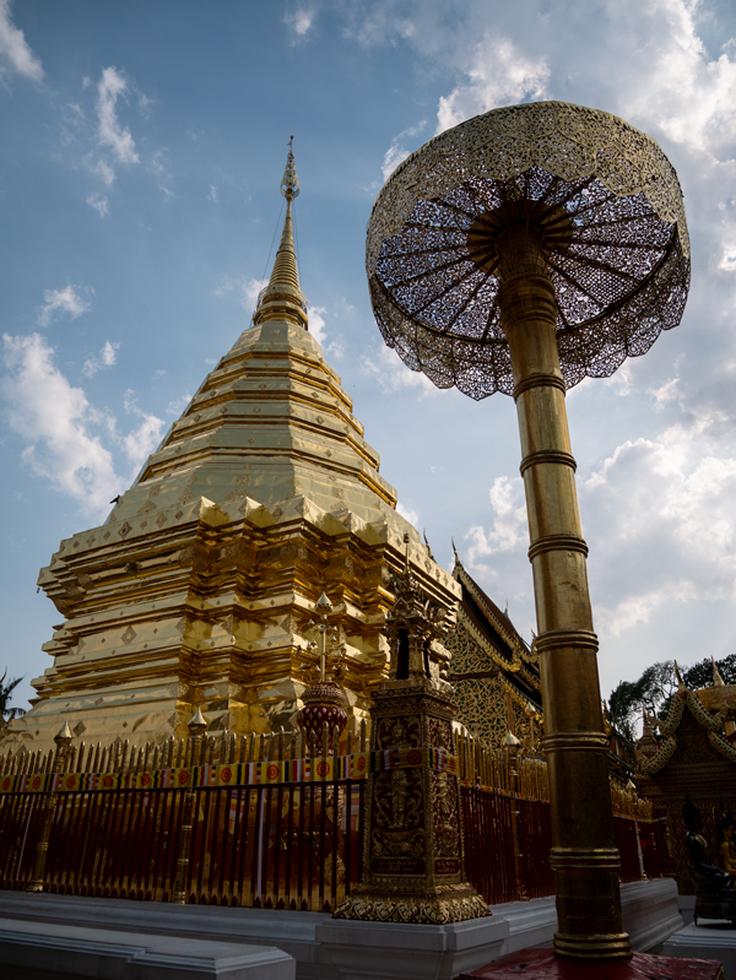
497,223,630,959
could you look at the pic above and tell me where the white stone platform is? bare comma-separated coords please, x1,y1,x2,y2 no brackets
491,878,682,956
0,916,295,979
0,879,684,980
664,922,736,979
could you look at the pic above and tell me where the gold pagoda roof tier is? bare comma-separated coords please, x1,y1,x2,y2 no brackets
111,318,398,527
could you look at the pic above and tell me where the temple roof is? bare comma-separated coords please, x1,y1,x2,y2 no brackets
637,685,736,775
450,553,541,709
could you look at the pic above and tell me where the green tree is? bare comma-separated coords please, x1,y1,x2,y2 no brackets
607,654,736,741
0,669,25,729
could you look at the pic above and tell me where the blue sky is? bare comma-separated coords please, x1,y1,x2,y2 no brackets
1,0,736,715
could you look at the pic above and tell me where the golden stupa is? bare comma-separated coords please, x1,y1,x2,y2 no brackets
5,143,459,750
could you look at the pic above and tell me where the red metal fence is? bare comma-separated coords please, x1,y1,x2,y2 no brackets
0,728,664,910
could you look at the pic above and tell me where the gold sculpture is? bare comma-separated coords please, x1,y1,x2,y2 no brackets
365,101,689,959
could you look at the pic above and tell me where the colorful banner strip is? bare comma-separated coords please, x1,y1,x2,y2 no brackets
0,747,457,795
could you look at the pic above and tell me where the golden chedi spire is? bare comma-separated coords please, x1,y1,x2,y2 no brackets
4,140,460,753
253,136,308,330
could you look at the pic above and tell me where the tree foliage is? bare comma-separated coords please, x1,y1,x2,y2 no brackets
0,669,25,729
607,654,736,742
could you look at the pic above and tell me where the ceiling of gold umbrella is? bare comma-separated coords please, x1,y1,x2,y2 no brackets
367,101,690,399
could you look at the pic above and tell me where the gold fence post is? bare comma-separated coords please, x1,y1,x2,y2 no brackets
504,731,528,902
172,707,207,904
26,722,73,893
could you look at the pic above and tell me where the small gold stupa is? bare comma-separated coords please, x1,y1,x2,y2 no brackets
5,142,459,750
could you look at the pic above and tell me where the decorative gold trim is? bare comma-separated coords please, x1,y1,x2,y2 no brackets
542,731,609,753
528,535,588,561
334,885,489,924
520,450,577,475
513,372,567,399
534,629,599,654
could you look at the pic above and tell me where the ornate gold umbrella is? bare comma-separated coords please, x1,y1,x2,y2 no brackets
367,101,690,962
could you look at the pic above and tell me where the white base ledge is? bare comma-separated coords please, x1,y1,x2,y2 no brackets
0,879,684,980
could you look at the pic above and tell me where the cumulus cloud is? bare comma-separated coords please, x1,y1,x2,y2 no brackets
436,35,549,132
618,2,736,160
96,66,139,165
2,332,168,514
37,284,92,327
0,0,43,81
82,340,119,378
466,476,527,560
2,333,120,514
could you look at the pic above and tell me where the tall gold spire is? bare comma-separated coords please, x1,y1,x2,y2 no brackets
253,136,309,330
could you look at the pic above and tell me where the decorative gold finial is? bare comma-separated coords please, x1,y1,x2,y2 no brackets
253,137,308,330
280,135,300,201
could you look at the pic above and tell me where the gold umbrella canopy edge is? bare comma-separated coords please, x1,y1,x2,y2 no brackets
366,100,691,398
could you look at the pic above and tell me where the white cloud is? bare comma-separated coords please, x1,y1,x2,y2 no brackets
86,193,109,218
619,2,736,160
215,275,268,312
2,333,120,514
436,35,549,133
118,389,165,468
341,6,415,47
284,7,316,41
466,476,527,561
650,377,681,410
149,148,173,200
0,0,43,81
83,340,119,378
166,392,192,417
720,244,736,272
96,66,139,165
362,344,439,396
207,183,218,203
137,91,154,118
381,120,427,182
90,158,115,186
37,284,92,327
308,304,327,345
397,500,419,526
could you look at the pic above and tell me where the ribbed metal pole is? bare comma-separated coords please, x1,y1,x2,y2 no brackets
497,224,631,959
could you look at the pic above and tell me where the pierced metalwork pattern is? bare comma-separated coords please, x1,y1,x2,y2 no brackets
446,619,535,744
367,101,690,399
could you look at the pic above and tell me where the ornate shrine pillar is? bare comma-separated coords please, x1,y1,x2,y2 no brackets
334,541,488,923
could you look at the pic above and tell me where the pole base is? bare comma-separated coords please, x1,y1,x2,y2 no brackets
460,949,724,979
334,883,489,924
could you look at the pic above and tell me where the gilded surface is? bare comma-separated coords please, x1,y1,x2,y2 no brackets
5,175,460,750
366,101,689,399
336,681,488,923
446,616,538,744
